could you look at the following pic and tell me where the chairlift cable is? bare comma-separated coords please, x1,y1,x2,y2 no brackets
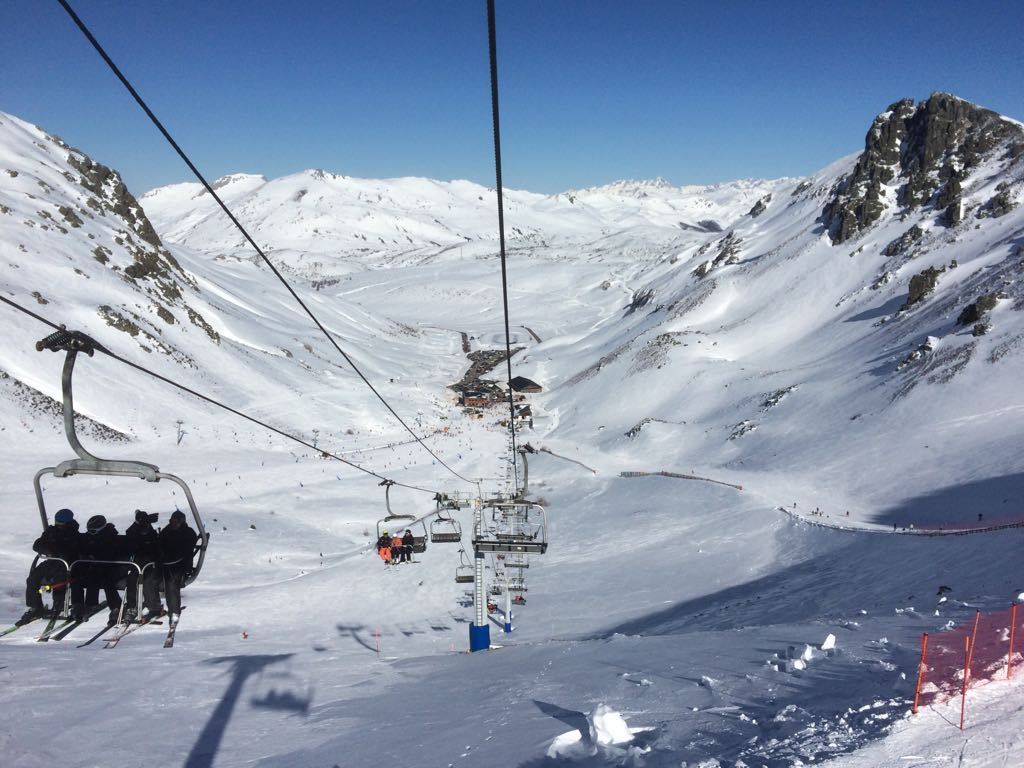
0,295,436,495
486,0,520,490
55,0,475,487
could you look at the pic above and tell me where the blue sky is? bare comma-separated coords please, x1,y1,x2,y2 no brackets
5,1,1023,195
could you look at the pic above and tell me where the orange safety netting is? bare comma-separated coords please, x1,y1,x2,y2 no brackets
914,604,1022,726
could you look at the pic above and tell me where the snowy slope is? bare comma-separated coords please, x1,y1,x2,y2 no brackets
1,94,1023,768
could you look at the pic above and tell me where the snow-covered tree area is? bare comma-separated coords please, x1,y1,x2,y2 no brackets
1,94,1023,766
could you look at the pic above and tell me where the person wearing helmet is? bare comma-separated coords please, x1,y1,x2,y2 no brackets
376,529,393,565
18,508,81,625
79,515,124,625
159,510,198,619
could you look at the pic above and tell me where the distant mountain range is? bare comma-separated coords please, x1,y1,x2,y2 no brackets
1,93,1022,506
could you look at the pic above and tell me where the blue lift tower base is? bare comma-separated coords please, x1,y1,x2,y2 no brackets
469,623,490,652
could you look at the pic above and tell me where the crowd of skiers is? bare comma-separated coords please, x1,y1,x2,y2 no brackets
18,507,198,626
376,528,416,565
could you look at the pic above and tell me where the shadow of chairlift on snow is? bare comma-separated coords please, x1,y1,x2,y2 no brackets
250,670,312,716
184,654,296,768
335,623,378,652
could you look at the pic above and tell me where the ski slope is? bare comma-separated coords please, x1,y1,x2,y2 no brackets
1,104,1024,767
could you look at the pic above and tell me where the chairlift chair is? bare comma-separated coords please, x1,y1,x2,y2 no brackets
376,480,427,553
454,549,475,584
429,511,462,544
32,329,210,617
472,501,547,555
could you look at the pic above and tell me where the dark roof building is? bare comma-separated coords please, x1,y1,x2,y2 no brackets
509,376,542,393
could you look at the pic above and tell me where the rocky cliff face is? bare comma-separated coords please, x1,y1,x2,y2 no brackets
822,93,1024,243
0,113,220,355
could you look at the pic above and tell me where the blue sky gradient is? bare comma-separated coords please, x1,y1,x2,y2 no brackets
5,1,1023,195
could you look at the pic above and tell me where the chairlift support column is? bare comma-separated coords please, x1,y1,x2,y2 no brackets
503,576,512,633
469,497,490,652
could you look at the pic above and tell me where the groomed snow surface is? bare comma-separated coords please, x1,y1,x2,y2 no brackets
1,110,1024,767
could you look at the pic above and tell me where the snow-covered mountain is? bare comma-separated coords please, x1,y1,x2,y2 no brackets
1,93,1023,767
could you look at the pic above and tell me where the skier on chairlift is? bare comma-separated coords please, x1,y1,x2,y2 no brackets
79,514,124,624
391,532,406,564
376,529,393,565
18,508,80,625
159,510,198,620
401,528,415,563
124,509,164,621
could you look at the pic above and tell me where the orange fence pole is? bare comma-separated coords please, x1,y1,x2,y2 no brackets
960,635,972,730
913,632,929,714
1010,603,1019,680
967,609,981,674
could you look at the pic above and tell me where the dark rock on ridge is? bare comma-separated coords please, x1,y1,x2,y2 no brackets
822,93,1023,243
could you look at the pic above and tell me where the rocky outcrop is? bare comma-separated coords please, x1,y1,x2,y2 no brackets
747,194,772,218
62,144,220,343
692,232,743,278
977,184,1017,219
68,150,162,249
956,293,1000,326
904,265,945,308
822,93,1024,243
882,225,924,257
626,288,655,313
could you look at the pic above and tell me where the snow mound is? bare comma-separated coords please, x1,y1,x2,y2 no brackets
547,704,652,764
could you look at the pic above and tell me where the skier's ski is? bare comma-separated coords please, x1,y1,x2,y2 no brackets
77,622,117,648
36,614,60,642
0,617,43,639
104,613,163,649
38,615,75,642
50,602,108,642
163,608,185,648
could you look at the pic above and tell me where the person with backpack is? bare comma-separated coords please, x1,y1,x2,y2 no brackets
19,508,81,624
124,509,164,621
159,510,198,619
79,515,124,625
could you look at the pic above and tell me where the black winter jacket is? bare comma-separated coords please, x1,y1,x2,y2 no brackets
79,523,123,562
159,525,198,566
125,521,160,564
33,523,80,561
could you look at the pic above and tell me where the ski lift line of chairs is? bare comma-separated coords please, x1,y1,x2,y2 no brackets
472,501,548,555
31,328,210,617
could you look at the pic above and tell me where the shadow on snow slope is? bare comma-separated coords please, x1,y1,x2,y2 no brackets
870,471,1024,529
552,520,1023,767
